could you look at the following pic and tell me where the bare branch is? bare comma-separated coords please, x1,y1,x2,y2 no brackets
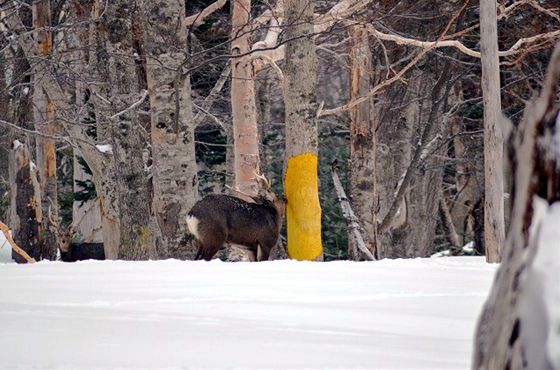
0,221,36,263
330,162,376,261
184,0,228,28
109,90,148,120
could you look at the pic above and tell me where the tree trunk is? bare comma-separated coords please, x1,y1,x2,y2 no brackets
231,0,260,195
32,0,57,260
101,0,155,260
143,0,199,259
283,0,323,261
8,142,42,262
348,25,377,260
480,0,505,263
0,35,10,222
473,44,560,370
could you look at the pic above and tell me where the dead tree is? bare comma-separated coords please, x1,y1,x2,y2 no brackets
473,44,560,370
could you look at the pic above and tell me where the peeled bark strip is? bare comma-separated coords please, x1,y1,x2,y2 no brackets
480,0,505,262
283,0,323,261
144,0,198,259
473,44,560,370
231,0,260,195
348,25,377,260
8,142,42,262
32,0,57,260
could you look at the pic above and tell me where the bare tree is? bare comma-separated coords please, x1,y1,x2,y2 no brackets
348,24,377,260
473,43,560,370
480,0,505,262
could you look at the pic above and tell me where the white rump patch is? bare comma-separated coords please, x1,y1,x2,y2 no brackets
186,215,200,240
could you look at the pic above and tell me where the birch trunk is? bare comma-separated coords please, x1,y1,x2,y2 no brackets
348,25,377,260
480,0,505,262
231,0,260,195
32,0,57,260
143,0,198,259
283,0,323,261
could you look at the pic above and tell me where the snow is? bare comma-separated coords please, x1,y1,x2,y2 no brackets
96,144,113,154
0,257,497,369
0,230,14,263
519,201,560,369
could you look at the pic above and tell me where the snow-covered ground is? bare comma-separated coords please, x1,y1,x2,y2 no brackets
0,257,496,369
0,231,14,263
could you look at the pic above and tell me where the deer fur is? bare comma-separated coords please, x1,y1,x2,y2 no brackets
187,176,286,261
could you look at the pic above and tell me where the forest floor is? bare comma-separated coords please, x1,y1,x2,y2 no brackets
0,250,497,369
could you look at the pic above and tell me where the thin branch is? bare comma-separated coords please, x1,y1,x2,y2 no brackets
109,89,148,120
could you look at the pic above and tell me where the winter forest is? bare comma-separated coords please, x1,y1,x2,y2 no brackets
0,0,559,369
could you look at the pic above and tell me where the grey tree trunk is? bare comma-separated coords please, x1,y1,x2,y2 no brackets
283,1,319,160
473,44,560,370
32,0,57,260
99,0,155,260
480,0,505,263
348,25,377,260
8,142,42,262
143,0,199,259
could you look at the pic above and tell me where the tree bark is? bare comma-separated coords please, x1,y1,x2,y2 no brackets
231,0,260,195
32,0,57,260
348,25,377,260
473,44,560,370
283,0,323,261
480,0,505,262
100,0,156,260
143,0,199,259
8,142,42,262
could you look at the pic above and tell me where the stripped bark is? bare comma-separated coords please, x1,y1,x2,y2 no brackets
231,0,260,196
32,0,57,260
348,25,377,260
144,0,198,258
480,0,505,262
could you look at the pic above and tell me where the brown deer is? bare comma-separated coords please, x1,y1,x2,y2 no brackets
48,205,105,262
187,174,286,261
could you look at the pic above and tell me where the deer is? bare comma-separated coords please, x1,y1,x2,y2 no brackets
48,204,105,262
187,174,286,261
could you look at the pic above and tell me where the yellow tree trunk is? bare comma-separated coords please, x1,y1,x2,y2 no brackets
283,0,322,260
